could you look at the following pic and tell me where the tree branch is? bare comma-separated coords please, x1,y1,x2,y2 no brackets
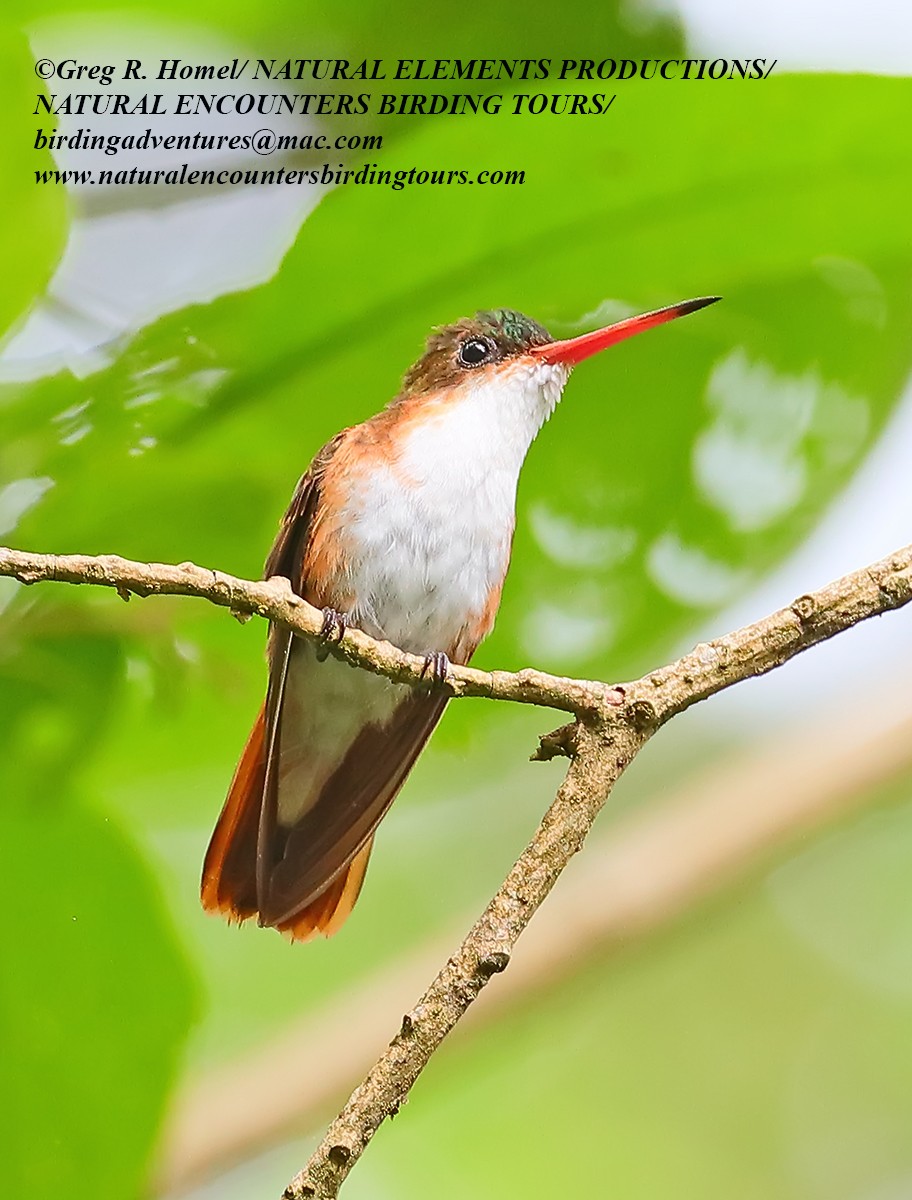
2,540,911,1199
157,684,912,1196
0,547,605,714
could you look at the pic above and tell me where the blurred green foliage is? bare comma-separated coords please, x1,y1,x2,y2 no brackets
351,786,912,1200
0,29,67,337
3,3,912,1198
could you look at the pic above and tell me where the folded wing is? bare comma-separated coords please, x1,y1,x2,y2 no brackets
201,433,454,940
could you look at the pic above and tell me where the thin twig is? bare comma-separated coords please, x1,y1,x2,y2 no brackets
2,541,911,1199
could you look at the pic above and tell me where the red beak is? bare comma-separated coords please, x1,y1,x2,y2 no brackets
529,296,720,366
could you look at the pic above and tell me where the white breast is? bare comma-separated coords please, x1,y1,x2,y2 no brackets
340,359,568,655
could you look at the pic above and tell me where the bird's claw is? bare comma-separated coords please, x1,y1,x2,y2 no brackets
420,650,451,688
316,607,349,661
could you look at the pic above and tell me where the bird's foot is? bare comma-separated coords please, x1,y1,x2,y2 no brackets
420,650,451,688
316,607,349,661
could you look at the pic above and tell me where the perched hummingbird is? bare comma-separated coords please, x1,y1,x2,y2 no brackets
201,296,718,940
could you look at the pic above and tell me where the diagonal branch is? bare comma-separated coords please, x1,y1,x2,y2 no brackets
157,684,912,1196
2,541,912,1199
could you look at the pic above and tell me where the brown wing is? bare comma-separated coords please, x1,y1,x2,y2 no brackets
261,688,450,928
263,432,345,587
202,430,463,941
201,434,344,929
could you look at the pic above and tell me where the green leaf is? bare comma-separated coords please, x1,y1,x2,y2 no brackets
0,795,196,1200
0,28,69,339
0,630,197,1198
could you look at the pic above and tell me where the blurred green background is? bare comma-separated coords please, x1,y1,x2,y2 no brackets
2,3,912,1198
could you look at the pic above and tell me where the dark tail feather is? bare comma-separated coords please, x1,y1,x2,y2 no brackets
276,838,374,942
201,706,374,941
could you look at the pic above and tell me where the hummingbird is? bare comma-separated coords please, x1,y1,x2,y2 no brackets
201,295,719,941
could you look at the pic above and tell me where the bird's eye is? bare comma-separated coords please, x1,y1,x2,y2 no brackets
458,338,492,367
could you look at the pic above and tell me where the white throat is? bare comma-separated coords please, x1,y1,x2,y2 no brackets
420,357,571,478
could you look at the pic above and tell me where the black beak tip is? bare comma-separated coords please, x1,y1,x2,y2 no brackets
680,295,722,315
